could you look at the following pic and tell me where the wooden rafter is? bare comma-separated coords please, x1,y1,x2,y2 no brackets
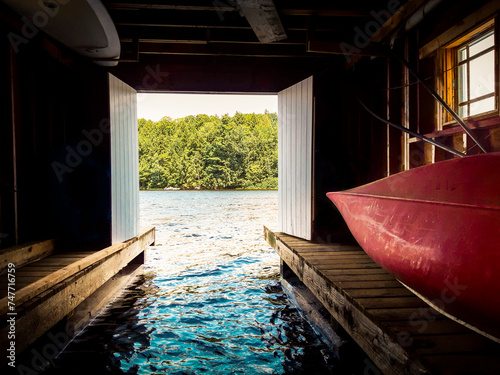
237,0,287,43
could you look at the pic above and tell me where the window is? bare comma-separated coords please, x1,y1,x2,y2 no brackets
442,20,497,123
456,29,495,117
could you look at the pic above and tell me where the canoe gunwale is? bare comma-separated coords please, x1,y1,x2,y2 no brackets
328,191,500,211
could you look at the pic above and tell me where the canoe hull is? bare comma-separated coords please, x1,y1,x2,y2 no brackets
327,153,500,341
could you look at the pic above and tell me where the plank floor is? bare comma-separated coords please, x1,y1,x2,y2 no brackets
0,251,98,299
265,228,500,375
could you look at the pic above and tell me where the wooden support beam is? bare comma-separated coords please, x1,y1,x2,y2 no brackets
371,0,430,43
281,9,370,17
0,239,55,274
108,9,346,32
419,1,500,58
116,26,306,45
263,227,429,375
237,0,287,43
307,40,385,56
264,227,500,374
0,228,154,364
104,3,237,12
0,228,154,316
65,263,144,336
135,42,314,57
9,45,18,246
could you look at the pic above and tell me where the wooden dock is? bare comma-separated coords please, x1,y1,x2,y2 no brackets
0,228,155,367
264,227,500,375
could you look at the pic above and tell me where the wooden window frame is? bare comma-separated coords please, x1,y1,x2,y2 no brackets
440,18,498,127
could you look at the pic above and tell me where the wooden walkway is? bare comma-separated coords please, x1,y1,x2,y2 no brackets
0,228,155,367
264,227,500,375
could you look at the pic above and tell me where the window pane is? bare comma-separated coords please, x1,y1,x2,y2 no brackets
469,32,494,57
458,47,467,62
459,104,468,118
458,64,468,103
470,97,495,116
469,51,495,100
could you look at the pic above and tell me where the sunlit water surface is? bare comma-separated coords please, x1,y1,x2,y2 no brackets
48,190,367,374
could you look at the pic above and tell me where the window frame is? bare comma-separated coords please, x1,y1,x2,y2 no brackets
441,18,498,127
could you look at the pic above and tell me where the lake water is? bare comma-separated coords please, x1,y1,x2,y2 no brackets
47,190,369,374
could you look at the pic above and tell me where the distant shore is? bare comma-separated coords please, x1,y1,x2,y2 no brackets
139,188,278,191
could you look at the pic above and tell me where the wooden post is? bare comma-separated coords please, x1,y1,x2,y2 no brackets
9,45,18,246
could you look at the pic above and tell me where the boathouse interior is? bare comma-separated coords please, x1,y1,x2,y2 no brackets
1,0,500,373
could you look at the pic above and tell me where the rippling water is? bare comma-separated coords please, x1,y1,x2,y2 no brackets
47,190,368,374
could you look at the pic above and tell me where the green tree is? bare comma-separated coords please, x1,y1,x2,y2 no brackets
138,112,278,190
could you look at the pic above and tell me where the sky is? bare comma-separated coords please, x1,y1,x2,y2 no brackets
137,93,278,121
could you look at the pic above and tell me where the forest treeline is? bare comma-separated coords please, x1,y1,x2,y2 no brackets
138,112,278,190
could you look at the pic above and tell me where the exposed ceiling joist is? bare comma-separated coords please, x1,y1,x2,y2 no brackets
105,3,237,12
307,40,384,57
237,0,287,43
280,9,371,17
115,26,305,45
132,42,318,58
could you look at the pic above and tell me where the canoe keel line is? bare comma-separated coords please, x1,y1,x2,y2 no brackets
327,153,500,342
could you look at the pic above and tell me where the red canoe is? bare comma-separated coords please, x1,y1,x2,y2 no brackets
327,152,500,342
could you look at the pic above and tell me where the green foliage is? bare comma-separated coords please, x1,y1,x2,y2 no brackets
138,112,278,190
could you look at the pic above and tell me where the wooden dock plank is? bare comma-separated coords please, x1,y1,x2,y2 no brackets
347,287,415,298
315,263,383,270
300,254,378,267
332,280,404,289
0,228,155,364
12,269,57,277
354,296,429,309
0,239,55,272
264,227,500,375
0,228,155,317
49,251,96,258
327,274,395,282
421,353,500,375
23,257,87,267
265,227,430,375
412,334,496,356
321,268,389,275
381,319,471,336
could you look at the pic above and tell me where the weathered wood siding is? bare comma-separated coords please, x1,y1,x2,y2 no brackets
278,76,313,240
109,74,139,244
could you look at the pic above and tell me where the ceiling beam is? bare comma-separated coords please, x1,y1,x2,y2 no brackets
307,40,385,56
371,0,430,43
115,26,306,44
130,42,320,58
237,0,287,43
105,3,237,12
281,9,371,17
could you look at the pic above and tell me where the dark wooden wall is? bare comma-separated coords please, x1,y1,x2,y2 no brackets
311,57,391,243
0,22,112,250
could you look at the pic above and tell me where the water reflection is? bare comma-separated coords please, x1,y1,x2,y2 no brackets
44,191,369,374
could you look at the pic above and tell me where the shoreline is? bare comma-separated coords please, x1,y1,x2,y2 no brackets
139,188,278,191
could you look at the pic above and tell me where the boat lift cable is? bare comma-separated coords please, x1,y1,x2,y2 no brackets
357,98,466,158
388,50,488,154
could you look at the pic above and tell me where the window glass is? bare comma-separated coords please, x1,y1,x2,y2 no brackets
458,104,468,118
458,47,467,62
458,64,468,103
470,97,495,117
454,28,496,118
469,32,494,57
469,50,495,100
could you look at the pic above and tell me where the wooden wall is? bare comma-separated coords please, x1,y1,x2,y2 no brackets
0,17,112,249
109,74,139,244
277,77,313,240
311,58,390,244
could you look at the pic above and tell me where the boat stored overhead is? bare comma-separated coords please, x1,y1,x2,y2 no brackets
1,0,120,66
